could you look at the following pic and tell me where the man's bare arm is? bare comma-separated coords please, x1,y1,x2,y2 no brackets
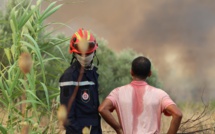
165,104,183,134
98,99,123,134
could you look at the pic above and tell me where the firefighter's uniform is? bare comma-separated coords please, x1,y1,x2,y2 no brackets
59,61,102,134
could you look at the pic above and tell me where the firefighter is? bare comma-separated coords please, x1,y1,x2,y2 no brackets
59,28,102,134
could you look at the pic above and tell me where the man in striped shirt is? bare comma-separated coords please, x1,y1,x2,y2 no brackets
99,56,182,134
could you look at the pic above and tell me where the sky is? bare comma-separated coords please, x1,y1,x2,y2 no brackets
30,0,215,102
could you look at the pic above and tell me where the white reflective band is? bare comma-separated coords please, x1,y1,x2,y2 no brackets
59,81,95,87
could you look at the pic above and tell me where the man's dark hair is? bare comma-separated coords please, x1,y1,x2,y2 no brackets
131,56,151,79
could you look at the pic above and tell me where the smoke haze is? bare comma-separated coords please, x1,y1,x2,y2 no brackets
44,0,215,102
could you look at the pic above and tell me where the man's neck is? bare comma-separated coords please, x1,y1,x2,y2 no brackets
132,77,146,81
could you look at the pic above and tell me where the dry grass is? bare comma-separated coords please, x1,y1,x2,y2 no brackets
101,103,215,134
161,103,215,134
1,103,215,134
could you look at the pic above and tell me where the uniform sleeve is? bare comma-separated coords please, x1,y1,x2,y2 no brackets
160,91,176,116
106,88,119,108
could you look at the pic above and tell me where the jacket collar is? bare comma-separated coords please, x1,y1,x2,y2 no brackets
73,61,96,71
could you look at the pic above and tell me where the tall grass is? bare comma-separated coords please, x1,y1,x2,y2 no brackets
0,0,69,133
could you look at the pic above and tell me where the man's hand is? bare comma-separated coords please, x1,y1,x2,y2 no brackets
98,99,123,134
115,128,124,134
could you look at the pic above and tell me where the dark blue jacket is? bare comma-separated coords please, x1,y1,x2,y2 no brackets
59,61,101,130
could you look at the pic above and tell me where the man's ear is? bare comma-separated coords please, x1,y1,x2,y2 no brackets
148,70,152,77
130,70,134,76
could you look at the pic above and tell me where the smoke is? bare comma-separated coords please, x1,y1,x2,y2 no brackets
45,0,215,102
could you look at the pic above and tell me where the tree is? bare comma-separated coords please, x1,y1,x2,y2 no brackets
95,39,162,99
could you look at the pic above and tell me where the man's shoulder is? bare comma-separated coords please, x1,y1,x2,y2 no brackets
92,64,98,71
147,85,169,97
59,64,78,82
63,64,77,74
113,83,132,91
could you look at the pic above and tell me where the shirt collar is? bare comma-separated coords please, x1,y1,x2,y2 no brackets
131,80,148,86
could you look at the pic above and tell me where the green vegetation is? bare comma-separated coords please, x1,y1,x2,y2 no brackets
0,0,66,133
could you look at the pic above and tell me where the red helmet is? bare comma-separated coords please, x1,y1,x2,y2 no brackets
69,28,98,54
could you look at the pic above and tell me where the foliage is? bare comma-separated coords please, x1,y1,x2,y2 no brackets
0,0,67,133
